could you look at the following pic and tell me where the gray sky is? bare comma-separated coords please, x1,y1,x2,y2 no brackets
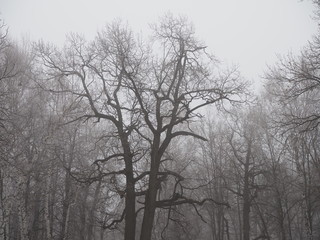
1,0,318,90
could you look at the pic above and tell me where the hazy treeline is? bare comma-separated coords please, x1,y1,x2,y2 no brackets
1,8,320,240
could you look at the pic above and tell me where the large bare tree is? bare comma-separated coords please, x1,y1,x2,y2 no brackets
36,15,246,240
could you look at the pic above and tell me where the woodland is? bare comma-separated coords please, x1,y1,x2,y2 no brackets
1,2,320,240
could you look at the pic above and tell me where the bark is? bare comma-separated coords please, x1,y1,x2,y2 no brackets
121,137,136,240
140,135,161,240
275,189,286,240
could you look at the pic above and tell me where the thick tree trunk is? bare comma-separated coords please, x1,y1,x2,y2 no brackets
122,139,136,240
124,179,136,240
139,186,157,240
140,143,161,240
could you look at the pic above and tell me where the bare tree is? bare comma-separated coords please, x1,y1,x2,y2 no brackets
198,119,231,240
36,15,246,240
224,107,269,240
265,32,320,132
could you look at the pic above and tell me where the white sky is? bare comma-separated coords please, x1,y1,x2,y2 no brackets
0,0,318,90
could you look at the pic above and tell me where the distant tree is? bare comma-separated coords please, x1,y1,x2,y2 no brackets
0,19,35,240
265,32,320,132
198,120,231,240
225,107,269,240
265,9,320,237
263,79,320,239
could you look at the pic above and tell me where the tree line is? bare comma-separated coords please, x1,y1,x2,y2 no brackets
0,9,320,240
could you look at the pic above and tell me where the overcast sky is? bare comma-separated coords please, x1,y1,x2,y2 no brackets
1,0,318,90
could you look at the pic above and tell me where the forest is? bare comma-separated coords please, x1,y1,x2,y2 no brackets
1,2,320,240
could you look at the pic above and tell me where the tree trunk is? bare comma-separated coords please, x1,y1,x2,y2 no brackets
225,217,230,240
243,140,252,240
0,169,8,240
124,179,136,240
18,175,29,240
139,145,161,240
139,185,157,240
30,179,41,240
80,185,89,240
44,168,52,240
242,174,250,240
60,169,72,240
87,181,101,240
122,138,136,240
